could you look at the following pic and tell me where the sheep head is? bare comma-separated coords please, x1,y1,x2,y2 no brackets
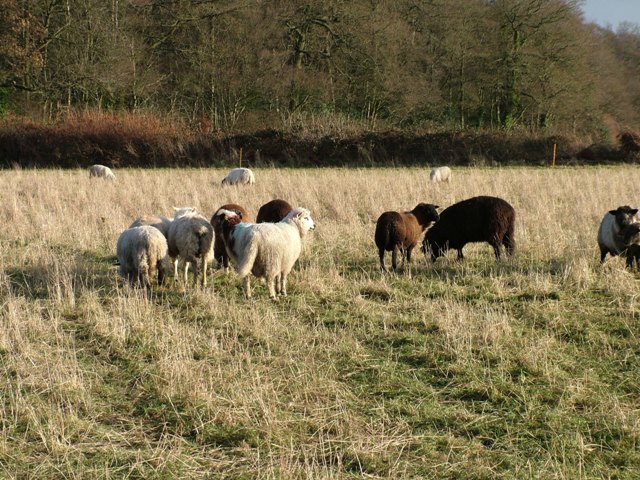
173,206,197,218
609,205,639,229
412,203,440,229
214,208,241,223
284,207,315,234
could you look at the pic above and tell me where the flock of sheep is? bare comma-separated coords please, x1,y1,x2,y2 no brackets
91,163,640,299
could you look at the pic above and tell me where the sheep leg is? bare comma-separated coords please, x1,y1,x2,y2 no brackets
280,273,288,297
267,277,277,299
378,248,387,272
406,246,413,263
599,246,610,263
242,276,252,299
626,252,634,268
275,273,282,295
456,249,464,260
391,248,398,271
157,264,166,285
492,242,502,260
182,260,190,285
191,260,199,287
201,257,207,287
503,228,516,256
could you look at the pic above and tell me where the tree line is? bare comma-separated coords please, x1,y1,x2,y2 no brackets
2,0,640,138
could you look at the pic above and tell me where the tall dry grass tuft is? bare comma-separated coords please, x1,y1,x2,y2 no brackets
1,166,640,477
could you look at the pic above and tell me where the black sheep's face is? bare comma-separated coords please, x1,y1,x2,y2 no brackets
415,203,440,225
610,206,639,228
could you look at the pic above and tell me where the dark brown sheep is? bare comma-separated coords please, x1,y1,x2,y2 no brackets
621,222,640,269
256,199,293,223
375,203,440,272
211,203,252,271
422,196,515,261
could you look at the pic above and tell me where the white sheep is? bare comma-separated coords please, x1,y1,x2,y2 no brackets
129,214,172,238
167,209,214,287
216,207,315,299
221,167,256,186
430,166,452,183
89,164,116,180
129,208,196,277
597,205,640,262
116,225,171,287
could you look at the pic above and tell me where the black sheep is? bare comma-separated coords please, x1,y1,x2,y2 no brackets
422,195,515,261
621,222,640,269
375,203,440,271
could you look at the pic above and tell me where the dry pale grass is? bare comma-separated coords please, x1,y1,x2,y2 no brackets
1,166,640,478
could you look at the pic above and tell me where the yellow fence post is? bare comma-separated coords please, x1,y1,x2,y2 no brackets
552,143,557,167
239,147,243,168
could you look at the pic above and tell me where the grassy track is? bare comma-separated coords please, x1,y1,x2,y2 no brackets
1,166,639,479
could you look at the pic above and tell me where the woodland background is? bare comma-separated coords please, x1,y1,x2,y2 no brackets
2,0,640,167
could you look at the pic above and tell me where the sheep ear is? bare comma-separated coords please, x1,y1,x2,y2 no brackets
434,205,440,210
632,209,639,216
609,209,619,215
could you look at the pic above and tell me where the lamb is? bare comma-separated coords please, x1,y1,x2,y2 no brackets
423,195,515,261
167,209,214,287
116,225,171,287
256,199,293,223
597,205,640,262
621,223,640,269
429,166,451,183
374,203,440,272
221,167,256,186
211,203,252,271
215,207,315,299
89,164,116,180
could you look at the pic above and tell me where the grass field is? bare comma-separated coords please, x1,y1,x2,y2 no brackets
1,166,639,479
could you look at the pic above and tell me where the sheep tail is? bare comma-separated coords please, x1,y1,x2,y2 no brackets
236,241,258,278
195,224,210,256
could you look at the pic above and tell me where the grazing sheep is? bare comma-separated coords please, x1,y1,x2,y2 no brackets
216,207,315,299
116,226,171,287
89,164,116,180
423,195,515,261
429,166,451,183
129,214,172,238
621,223,640,268
597,205,640,263
256,199,293,223
221,167,256,186
211,203,252,271
167,209,214,287
375,203,440,272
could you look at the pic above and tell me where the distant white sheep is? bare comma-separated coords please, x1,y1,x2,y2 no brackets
89,164,116,180
430,166,451,183
167,209,214,287
116,225,171,287
215,207,315,299
221,167,255,186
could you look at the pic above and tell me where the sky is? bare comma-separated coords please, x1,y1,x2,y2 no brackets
580,0,640,29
